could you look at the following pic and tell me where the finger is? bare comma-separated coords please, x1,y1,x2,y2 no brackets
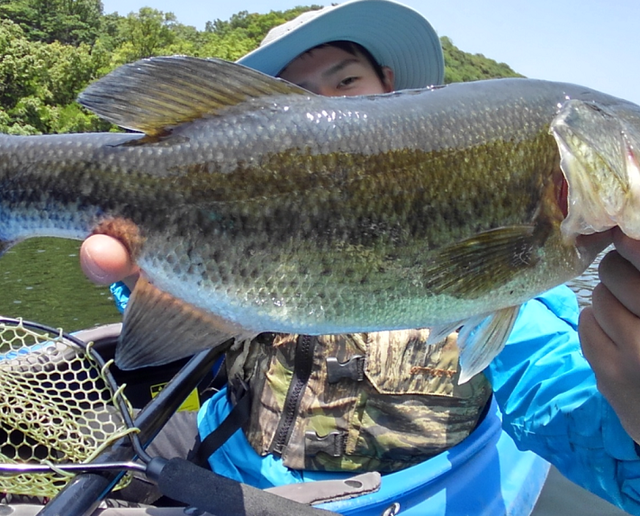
612,227,640,271
582,309,640,444
598,249,640,318
575,228,614,254
579,305,618,381
80,234,138,285
588,281,640,353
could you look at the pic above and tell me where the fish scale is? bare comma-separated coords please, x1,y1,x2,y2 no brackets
1,55,640,381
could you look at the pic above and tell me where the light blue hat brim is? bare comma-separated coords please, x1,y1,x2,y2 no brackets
237,0,444,90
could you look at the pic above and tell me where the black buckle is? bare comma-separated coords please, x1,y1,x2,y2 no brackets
326,355,365,383
305,431,345,457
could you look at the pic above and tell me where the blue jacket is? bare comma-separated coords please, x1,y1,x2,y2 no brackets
486,285,640,514
111,282,640,513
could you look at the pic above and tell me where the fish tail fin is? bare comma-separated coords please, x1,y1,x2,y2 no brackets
457,305,520,383
115,277,255,370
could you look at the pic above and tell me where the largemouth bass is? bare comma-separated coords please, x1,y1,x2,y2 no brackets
1,56,639,381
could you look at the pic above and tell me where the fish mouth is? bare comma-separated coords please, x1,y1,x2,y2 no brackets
555,157,615,262
551,98,640,240
555,164,611,260
554,169,569,219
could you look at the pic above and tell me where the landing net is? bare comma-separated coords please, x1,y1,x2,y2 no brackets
0,317,135,496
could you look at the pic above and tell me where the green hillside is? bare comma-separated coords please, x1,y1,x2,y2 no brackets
0,1,523,134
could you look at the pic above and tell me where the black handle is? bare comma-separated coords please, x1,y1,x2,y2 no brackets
148,457,341,516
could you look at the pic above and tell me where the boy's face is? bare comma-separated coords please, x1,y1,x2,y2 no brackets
278,45,395,97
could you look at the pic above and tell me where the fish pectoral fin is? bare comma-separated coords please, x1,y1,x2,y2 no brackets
423,225,540,298
457,306,520,384
115,277,253,370
77,56,313,136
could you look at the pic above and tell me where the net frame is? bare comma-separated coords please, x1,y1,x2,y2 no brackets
0,317,140,496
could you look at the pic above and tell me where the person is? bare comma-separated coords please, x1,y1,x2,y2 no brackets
89,0,493,484
79,1,640,513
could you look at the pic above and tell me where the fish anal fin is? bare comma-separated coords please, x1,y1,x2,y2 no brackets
424,226,540,298
77,56,312,135
457,305,520,383
0,240,18,257
116,277,254,370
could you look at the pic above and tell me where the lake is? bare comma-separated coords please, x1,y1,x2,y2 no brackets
0,238,122,331
0,237,605,332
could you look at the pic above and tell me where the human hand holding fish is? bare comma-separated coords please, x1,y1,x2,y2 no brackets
580,227,640,445
2,56,640,382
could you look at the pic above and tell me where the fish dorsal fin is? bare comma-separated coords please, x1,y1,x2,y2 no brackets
115,277,255,370
77,55,312,135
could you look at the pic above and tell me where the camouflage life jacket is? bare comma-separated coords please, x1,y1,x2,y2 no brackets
225,330,491,473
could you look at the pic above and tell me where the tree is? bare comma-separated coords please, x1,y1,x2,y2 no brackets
205,7,320,42
0,19,110,134
0,5,525,135
113,7,176,62
0,0,104,46
441,36,523,83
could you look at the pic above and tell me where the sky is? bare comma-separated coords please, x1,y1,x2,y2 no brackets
100,0,640,107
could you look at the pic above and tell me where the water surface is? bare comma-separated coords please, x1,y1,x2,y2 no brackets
566,248,607,309
0,238,122,331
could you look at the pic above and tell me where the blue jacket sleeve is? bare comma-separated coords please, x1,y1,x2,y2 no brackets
109,281,130,314
486,285,640,514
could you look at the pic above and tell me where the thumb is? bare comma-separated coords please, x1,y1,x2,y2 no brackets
80,234,138,285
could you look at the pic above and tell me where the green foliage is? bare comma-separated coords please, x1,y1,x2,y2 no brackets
0,0,104,46
194,7,322,61
441,36,523,83
0,5,524,135
112,7,176,62
0,19,110,133
205,7,320,39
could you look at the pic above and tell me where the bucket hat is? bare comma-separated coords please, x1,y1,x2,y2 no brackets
237,0,444,90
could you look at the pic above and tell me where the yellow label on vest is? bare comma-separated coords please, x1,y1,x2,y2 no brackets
150,382,200,412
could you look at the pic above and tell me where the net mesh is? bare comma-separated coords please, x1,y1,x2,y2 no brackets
0,318,134,496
